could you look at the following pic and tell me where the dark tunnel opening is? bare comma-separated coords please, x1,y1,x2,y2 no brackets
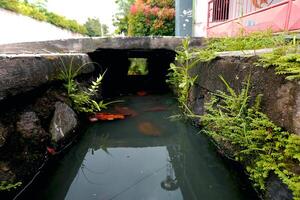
88,49,176,97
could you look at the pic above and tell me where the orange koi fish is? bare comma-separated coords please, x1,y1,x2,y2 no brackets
138,122,161,136
95,113,125,121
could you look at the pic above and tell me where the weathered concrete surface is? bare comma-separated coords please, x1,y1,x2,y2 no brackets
0,53,95,101
189,56,300,136
0,37,204,54
49,102,78,143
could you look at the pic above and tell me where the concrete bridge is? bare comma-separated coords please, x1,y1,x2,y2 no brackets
0,37,203,54
0,37,203,100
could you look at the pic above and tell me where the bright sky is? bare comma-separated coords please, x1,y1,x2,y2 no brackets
45,0,118,33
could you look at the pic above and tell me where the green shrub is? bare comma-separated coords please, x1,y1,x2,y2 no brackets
127,0,175,36
0,0,87,34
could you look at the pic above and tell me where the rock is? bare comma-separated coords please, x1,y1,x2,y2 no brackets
0,122,8,147
16,112,47,140
49,102,78,143
265,172,293,200
0,162,15,182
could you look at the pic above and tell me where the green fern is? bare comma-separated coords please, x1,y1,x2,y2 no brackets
201,76,300,198
258,42,300,80
58,58,121,113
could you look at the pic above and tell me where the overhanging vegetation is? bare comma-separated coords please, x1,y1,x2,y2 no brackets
0,0,87,34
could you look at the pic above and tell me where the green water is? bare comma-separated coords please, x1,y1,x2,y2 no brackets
25,94,258,200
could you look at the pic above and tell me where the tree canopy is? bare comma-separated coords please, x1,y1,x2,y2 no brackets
114,0,175,36
84,18,109,37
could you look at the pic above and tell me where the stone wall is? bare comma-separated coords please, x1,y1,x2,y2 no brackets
187,55,296,200
0,53,97,198
0,53,95,101
188,55,300,136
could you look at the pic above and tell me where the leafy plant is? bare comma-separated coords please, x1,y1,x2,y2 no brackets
58,58,121,113
126,0,175,36
0,181,22,191
167,38,198,108
128,58,148,75
58,57,93,95
167,38,216,112
201,76,300,199
258,41,300,80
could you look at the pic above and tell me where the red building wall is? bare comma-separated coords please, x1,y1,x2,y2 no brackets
207,0,300,37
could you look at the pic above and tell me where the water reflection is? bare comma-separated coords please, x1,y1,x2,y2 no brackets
24,94,258,200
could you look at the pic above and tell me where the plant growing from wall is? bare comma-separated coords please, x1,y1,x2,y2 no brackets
166,38,198,109
58,58,120,113
169,32,300,199
201,76,300,199
207,30,285,52
258,38,300,80
166,38,216,111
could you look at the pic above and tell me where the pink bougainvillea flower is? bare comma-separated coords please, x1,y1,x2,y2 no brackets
151,6,160,16
143,4,151,16
130,4,138,15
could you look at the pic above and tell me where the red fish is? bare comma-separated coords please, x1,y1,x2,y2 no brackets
114,106,138,117
47,147,56,155
138,122,161,136
95,113,125,121
137,91,147,96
